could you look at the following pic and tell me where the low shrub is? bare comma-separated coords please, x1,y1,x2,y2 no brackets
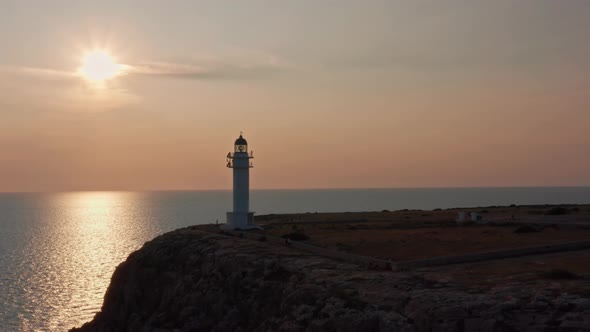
281,232,310,241
540,269,579,280
513,225,541,234
545,207,568,215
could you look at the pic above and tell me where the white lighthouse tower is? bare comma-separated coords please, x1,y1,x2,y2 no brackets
222,133,256,230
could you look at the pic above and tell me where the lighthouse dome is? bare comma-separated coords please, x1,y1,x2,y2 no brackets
234,134,249,153
234,135,248,146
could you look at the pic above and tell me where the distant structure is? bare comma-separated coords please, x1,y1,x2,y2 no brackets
222,133,257,230
471,212,486,224
456,212,468,225
456,212,485,225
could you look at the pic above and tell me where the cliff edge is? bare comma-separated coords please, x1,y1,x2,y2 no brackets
72,228,590,331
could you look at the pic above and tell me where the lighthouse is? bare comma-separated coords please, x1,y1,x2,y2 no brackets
223,133,256,230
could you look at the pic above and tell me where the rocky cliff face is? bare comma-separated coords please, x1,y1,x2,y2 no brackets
72,228,590,331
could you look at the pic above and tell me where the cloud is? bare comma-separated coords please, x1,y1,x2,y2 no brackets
128,54,288,80
0,66,76,80
0,65,139,112
0,52,289,111
0,53,289,82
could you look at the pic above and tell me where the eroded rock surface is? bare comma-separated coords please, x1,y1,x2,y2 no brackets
72,228,590,331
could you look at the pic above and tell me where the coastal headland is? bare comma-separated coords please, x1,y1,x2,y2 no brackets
73,205,590,331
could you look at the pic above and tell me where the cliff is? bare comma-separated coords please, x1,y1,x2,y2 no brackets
72,228,590,331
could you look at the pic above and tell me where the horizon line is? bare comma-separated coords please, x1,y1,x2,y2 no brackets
2,185,590,195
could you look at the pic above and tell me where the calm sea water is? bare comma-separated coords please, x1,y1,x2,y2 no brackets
1,187,589,331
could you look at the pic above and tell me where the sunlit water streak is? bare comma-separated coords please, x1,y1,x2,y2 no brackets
1,188,589,331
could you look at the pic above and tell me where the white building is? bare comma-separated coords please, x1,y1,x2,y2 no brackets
222,134,257,230
456,211,486,225
456,212,468,224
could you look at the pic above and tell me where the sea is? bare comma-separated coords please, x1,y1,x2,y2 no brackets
1,187,589,331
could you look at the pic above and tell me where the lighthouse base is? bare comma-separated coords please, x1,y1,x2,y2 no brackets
222,212,258,230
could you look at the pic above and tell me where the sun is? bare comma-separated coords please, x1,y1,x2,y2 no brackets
78,50,126,82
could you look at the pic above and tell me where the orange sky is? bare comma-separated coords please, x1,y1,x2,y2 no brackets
1,1,589,192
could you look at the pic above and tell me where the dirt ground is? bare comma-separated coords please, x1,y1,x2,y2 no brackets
251,205,590,293
256,204,590,226
258,205,590,261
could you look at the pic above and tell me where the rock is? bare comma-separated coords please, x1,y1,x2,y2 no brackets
559,320,590,332
70,229,590,332
571,299,590,310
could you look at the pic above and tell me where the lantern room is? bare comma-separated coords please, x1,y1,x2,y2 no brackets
234,134,248,153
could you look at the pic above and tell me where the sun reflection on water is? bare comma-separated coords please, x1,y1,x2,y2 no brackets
9,192,159,331
1,190,232,331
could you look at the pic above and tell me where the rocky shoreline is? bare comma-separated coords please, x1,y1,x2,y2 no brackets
72,227,590,331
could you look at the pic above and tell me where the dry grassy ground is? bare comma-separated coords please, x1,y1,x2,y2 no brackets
278,226,590,260
252,205,590,293
258,205,590,260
